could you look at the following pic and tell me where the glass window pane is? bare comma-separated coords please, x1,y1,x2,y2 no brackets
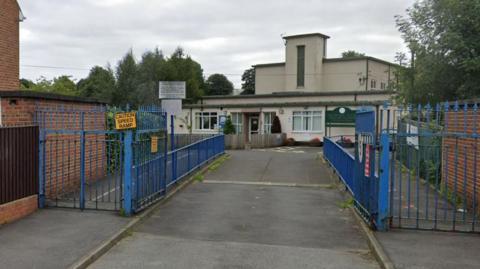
203,116,209,129
303,116,310,131
297,46,305,87
293,116,301,131
312,115,322,131
211,115,217,129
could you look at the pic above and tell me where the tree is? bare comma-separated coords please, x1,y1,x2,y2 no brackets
163,47,205,102
113,50,139,107
241,68,255,95
341,50,365,58
395,0,480,103
205,73,233,95
271,116,282,133
223,116,236,134
136,48,166,104
22,75,78,96
77,66,116,102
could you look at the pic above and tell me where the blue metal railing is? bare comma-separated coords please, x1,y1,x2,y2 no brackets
132,134,225,212
323,137,355,194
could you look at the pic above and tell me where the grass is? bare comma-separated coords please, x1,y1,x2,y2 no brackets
207,154,230,172
338,198,355,209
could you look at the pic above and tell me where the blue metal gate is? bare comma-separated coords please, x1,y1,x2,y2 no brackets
354,109,379,226
383,102,480,232
37,104,225,215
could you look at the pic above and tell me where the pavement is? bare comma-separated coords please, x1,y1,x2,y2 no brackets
376,229,480,269
0,208,129,269
89,147,380,269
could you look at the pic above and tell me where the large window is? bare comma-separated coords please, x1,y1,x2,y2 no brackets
263,112,275,134
195,112,218,130
292,111,323,132
297,45,305,87
231,113,243,134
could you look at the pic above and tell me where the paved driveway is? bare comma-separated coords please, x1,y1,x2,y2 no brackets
90,147,379,269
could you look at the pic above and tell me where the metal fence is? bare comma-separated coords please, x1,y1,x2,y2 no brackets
323,137,355,193
0,126,39,205
36,104,225,215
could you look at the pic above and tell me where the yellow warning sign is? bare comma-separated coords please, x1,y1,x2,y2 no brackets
114,112,137,130
151,136,158,153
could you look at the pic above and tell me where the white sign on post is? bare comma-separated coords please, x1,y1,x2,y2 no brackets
161,99,182,116
159,81,186,99
406,123,419,149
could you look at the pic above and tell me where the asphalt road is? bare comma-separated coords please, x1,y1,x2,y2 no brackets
89,147,379,269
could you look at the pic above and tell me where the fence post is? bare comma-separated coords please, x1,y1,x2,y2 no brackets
170,115,176,182
377,131,390,231
38,130,45,208
80,112,86,210
123,130,133,216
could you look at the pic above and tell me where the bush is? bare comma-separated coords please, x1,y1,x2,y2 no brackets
309,137,322,147
271,116,282,133
223,116,236,134
285,137,296,146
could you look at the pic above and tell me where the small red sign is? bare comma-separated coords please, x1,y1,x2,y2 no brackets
364,145,370,177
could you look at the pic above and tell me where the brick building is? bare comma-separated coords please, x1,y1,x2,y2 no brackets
0,0,25,90
0,2,110,221
443,103,480,212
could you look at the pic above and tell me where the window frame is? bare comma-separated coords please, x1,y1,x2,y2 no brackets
194,112,218,130
297,45,305,88
263,112,275,134
292,111,323,133
230,112,243,134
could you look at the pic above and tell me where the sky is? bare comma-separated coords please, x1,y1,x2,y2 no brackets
18,0,415,88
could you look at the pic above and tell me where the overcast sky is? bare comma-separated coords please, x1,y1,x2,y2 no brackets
18,0,415,88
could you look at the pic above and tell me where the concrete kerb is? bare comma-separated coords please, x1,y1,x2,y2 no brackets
68,153,226,269
320,153,395,269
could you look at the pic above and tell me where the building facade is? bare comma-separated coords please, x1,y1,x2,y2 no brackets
0,0,24,90
176,33,396,142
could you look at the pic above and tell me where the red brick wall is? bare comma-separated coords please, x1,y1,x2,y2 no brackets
0,195,37,225
1,97,108,200
443,110,480,209
0,0,20,90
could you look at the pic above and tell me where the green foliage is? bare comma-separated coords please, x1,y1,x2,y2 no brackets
338,198,355,209
20,46,205,106
223,116,236,134
205,73,234,95
21,75,78,96
77,66,116,102
240,68,255,95
395,0,480,103
341,50,365,58
113,50,139,107
271,115,282,133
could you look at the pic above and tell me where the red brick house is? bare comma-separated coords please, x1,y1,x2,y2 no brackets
0,0,25,90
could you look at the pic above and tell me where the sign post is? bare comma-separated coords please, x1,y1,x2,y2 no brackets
159,81,186,184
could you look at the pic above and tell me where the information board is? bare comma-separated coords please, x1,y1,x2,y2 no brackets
159,81,186,99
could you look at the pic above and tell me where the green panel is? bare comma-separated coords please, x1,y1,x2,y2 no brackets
326,107,356,127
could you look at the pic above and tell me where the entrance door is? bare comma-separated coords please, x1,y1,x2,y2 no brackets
249,116,259,141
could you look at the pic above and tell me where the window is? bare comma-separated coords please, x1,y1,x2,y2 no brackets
195,112,218,130
370,79,377,89
297,45,305,87
231,113,243,134
292,111,323,132
380,82,386,90
263,112,275,134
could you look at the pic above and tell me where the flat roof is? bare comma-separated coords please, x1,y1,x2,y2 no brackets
0,90,107,104
200,90,393,100
252,62,285,68
282,33,330,40
184,100,386,109
323,56,398,67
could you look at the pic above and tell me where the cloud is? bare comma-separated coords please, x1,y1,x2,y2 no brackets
18,0,414,88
